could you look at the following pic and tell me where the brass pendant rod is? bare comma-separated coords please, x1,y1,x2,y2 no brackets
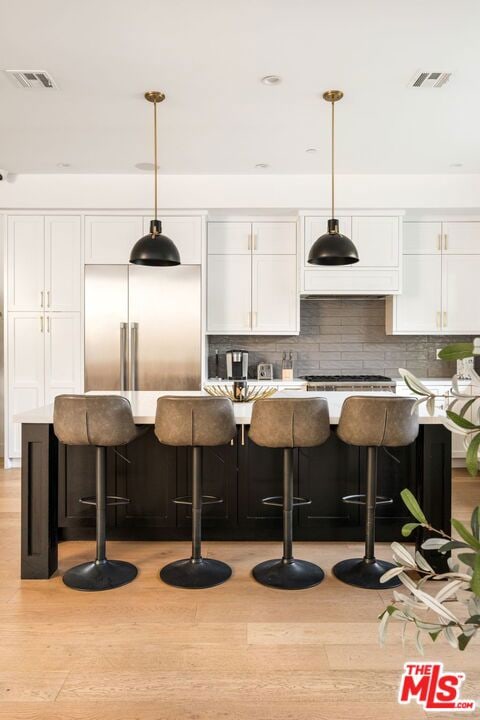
153,99,158,228
331,99,335,219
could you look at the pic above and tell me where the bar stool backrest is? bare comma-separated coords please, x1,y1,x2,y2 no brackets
155,396,236,447
337,396,419,448
54,395,139,447
249,397,330,448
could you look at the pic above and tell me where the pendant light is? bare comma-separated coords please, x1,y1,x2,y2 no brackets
130,91,181,266
308,91,359,266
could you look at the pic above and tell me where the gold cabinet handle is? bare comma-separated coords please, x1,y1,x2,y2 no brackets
443,311,447,327
253,234,257,251
40,316,44,333
46,316,50,333
40,291,44,308
241,424,245,446
444,233,448,251
437,234,442,252
47,291,50,308
247,234,252,251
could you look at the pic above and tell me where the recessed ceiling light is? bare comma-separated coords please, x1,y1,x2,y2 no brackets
450,162,463,168
135,162,159,171
57,163,70,168
261,75,281,85
255,163,269,169
305,148,317,154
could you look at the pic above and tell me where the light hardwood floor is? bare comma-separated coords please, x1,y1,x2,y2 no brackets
0,466,478,719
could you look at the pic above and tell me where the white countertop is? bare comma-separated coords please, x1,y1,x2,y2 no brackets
15,389,447,426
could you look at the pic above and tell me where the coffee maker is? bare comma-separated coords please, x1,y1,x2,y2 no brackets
226,350,248,380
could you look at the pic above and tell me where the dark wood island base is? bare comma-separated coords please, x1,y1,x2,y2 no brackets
21,422,451,580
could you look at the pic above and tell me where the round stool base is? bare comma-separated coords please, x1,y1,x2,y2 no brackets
332,557,401,590
252,558,325,590
63,559,138,592
160,558,232,589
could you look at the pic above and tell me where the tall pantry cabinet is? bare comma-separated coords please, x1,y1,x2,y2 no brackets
5,216,83,463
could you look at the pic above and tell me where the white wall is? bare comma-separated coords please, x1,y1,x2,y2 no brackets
2,173,480,211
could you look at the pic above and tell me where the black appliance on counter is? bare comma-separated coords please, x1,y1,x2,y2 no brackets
302,374,396,392
226,350,249,380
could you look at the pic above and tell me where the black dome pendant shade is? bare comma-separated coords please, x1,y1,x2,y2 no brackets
307,90,359,267
130,91,181,267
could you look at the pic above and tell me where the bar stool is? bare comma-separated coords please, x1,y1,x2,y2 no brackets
249,397,331,590
332,396,419,590
54,395,146,591
155,396,236,589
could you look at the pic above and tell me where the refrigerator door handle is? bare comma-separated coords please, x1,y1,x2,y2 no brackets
130,322,138,391
120,323,128,391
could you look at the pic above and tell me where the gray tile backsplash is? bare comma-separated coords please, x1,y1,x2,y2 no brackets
207,297,474,380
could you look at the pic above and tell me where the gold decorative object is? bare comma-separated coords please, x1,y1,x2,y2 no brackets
203,385,278,403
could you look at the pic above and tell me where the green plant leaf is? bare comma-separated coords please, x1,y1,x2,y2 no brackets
429,630,442,642
451,518,480,551
402,522,421,537
471,507,480,540
466,432,480,477
471,554,480,597
438,343,474,361
465,614,480,625
437,540,471,552
458,633,473,651
401,489,428,524
460,398,477,418
457,553,477,569
446,411,480,431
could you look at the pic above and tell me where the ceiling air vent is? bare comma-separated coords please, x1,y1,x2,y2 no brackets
4,70,58,89
409,71,451,88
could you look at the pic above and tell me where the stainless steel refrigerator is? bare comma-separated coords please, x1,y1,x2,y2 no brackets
85,265,202,391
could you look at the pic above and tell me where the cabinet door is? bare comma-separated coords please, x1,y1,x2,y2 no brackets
85,216,143,264
393,254,442,333
442,255,480,333
207,255,251,333
7,313,45,458
253,222,296,254
304,216,351,265
143,216,202,264
45,216,82,311
252,255,298,333
208,222,251,254
351,217,400,267
44,313,82,405
7,216,45,311
403,222,442,254
443,222,480,254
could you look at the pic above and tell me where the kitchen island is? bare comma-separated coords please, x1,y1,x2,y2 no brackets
16,390,451,579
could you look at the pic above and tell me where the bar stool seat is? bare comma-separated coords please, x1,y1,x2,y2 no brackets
249,397,331,590
332,396,419,590
155,396,236,589
54,395,147,591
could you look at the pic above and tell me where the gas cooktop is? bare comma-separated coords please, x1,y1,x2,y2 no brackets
302,375,393,382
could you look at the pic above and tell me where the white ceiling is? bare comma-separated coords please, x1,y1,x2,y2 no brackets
1,0,479,174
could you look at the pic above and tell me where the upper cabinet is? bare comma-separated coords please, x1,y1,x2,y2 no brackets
207,220,298,335
85,215,203,264
8,215,81,312
301,213,402,295
387,219,480,335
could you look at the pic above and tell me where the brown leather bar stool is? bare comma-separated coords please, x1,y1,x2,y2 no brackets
155,396,236,589
249,397,331,590
332,396,419,590
54,395,146,591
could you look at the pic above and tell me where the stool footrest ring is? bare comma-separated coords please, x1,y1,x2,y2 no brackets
79,495,130,507
173,495,223,506
262,495,312,508
342,494,393,506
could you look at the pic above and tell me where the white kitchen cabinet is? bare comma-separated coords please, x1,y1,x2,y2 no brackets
8,215,81,312
442,255,480,333
403,222,442,254
7,216,45,311
85,216,143,264
388,255,442,333
7,313,45,458
7,311,82,459
207,254,252,333
44,313,82,405
443,222,480,254
45,216,82,311
351,216,400,267
253,222,296,254
252,255,297,333
208,222,251,254
142,216,202,264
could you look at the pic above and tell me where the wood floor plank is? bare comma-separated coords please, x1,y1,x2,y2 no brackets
0,672,68,702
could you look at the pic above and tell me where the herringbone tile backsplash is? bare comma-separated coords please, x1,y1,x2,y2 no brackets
207,297,474,380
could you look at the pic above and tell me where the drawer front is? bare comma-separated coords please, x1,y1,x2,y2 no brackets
303,268,400,294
